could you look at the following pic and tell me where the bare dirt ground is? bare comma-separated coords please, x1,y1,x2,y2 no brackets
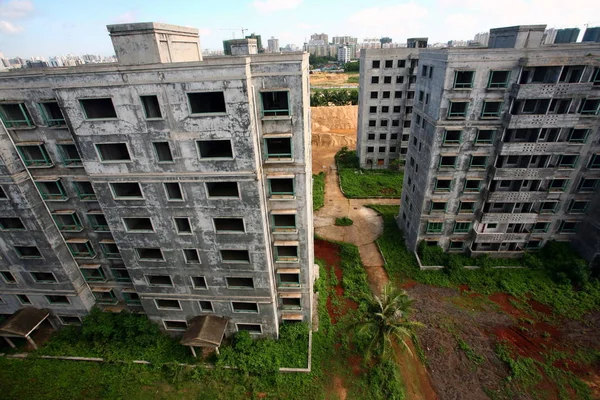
311,106,357,174
310,72,359,88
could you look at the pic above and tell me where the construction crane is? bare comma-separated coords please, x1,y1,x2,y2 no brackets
219,28,248,39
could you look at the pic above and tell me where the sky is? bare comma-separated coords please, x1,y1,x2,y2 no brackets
0,0,599,59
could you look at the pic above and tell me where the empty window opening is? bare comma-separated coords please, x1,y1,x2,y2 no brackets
0,187,6,199
443,130,461,144
568,129,589,143
199,301,213,312
475,130,495,144
261,91,289,117
123,217,153,232
81,266,106,282
153,142,173,163
46,295,69,304
147,275,172,286
532,222,550,233
540,202,558,213
38,102,65,126
430,202,447,213
449,241,464,250
197,140,233,159
17,294,31,304
488,70,510,88
137,248,164,261
140,95,162,119
592,68,600,86
88,213,109,231
385,60,393,68
368,133,375,140
232,302,258,313
589,154,600,169
183,249,201,263
237,323,262,333
164,320,187,331
188,92,226,114
454,71,474,88
481,101,503,118
439,156,457,168
0,217,25,230
580,99,600,115
269,178,294,196
282,297,301,310
459,202,475,213
73,181,96,201
227,277,254,288
123,292,141,305
221,249,250,263
164,182,184,200
100,242,120,259
549,179,568,191
470,156,488,169
435,179,452,192
569,201,588,214
370,92,378,99
111,266,131,282
66,240,95,258
559,221,579,233
371,77,379,84
111,182,143,199
448,101,468,118
558,155,578,168
58,144,82,166
214,218,245,232
80,98,117,119
275,245,298,261
559,65,584,83
520,66,560,84
52,212,82,231
96,143,131,162
383,76,392,84
548,99,572,114
174,217,192,234
15,246,42,258
59,316,82,325
273,214,296,231
191,276,207,289
155,299,180,309
265,137,292,159
426,222,443,234
0,271,16,283
372,60,380,68
16,144,52,167
403,120,411,128
0,103,34,127
31,272,56,283
278,272,300,287
204,181,242,200
579,179,598,192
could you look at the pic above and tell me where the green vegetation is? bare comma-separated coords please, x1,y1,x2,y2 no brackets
335,216,354,226
368,204,600,319
312,172,325,211
309,54,337,68
346,75,359,83
355,283,424,361
456,337,485,366
344,61,360,72
310,89,358,106
336,148,403,198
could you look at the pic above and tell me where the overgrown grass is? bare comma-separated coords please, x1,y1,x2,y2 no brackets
335,216,354,226
336,149,403,198
313,172,325,211
368,204,600,319
347,75,359,83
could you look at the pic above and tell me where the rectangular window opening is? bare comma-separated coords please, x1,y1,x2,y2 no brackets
140,95,162,119
111,182,143,199
214,218,245,232
188,92,226,114
197,140,233,159
80,98,117,119
261,91,289,117
227,277,254,289
152,142,174,163
206,182,238,198
164,182,184,200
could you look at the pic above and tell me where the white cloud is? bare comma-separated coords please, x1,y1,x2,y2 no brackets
347,3,429,39
114,11,138,24
0,19,22,33
0,0,33,19
0,0,32,34
252,0,302,13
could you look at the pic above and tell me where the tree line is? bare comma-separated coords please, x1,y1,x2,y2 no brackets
310,89,358,106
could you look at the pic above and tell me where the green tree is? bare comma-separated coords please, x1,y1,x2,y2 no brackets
344,61,360,72
355,283,424,361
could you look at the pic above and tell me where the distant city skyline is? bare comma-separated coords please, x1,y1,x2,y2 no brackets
0,0,598,59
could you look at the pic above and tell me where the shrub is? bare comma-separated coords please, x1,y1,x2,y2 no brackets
313,172,325,211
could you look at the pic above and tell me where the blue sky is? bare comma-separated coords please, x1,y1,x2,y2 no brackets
0,0,598,58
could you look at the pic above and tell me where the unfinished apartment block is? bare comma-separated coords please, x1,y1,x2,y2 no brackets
356,38,428,168
0,22,314,338
399,25,600,260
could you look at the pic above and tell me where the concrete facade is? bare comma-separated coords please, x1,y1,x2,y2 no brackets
0,23,314,338
398,25,600,260
356,40,427,168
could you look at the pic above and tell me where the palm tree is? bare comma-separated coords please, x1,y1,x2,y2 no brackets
356,283,424,361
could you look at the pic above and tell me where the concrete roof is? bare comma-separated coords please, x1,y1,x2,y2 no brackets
180,315,229,348
0,308,50,337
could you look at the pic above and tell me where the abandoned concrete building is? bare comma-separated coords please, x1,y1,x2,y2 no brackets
0,22,314,339
399,25,600,261
356,38,428,169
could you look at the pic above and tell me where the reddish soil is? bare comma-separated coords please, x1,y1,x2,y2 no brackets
528,298,553,316
458,284,470,294
401,279,418,290
488,292,527,319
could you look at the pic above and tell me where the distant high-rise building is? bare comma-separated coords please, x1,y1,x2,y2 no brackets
245,33,264,52
310,33,328,44
337,46,351,64
473,32,490,46
267,37,279,53
332,36,357,45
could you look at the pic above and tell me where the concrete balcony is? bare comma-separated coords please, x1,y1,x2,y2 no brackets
498,141,584,155
491,166,573,180
473,231,529,243
510,82,594,99
487,191,551,202
505,113,580,128
481,212,538,224
470,249,524,258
